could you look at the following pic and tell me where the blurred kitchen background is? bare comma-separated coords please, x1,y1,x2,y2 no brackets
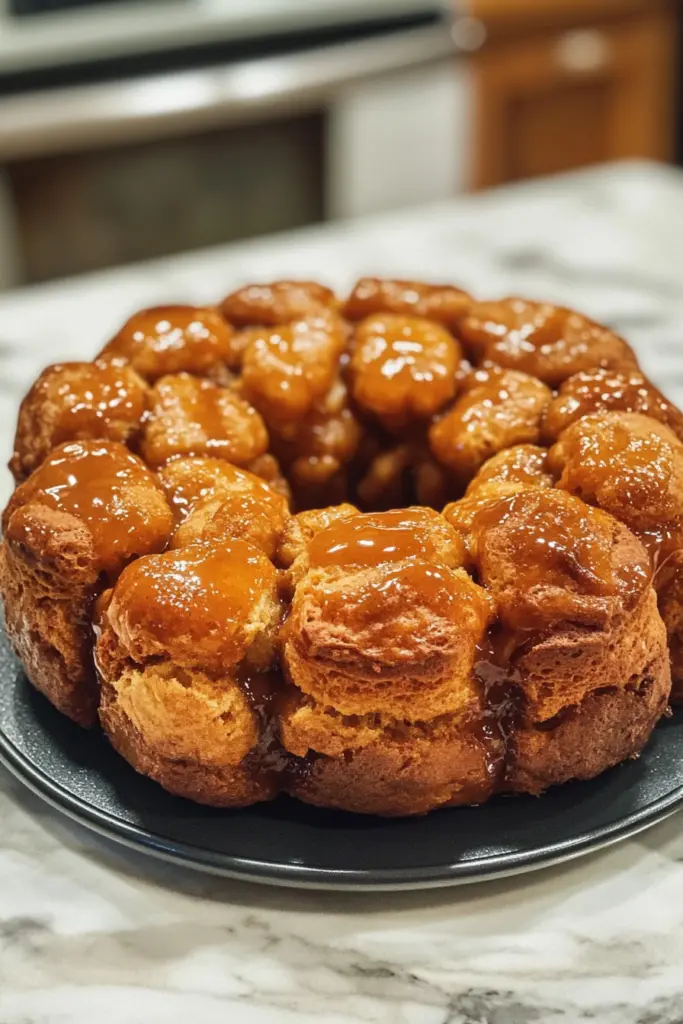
0,0,678,291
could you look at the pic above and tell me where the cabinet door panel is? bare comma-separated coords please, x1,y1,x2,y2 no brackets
471,9,677,189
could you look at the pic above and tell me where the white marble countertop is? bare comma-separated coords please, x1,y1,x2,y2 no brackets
2,161,683,1023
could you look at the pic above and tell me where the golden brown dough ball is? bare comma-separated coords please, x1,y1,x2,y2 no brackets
3,440,172,578
459,298,638,386
550,413,683,703
541,367,683,443
550,411,683,535
99,305,235,382
159,454,291,521
219,280,337,327
342,277,472,329
469,488,651,632
168,467,290,559
11,360,148,482
349,314,462,432
239,312,348,429
283,508,484,720
428,367,551,481
268,376,363,509
281,701,502,816
104,540,280,673
0,440,173,726
507,623,670,795
465,444,555,501
277,503,359,570
96,540,283,806
140,372,268,468
284,557,492,719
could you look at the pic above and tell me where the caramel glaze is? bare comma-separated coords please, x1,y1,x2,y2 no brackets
308,508,441,568
49,360,147,445
349,314,461,429
542,367,683,443
100,305,234,381
342,277,472,329
470,625,528,788
110,540,274,668
314,561,467,635
5,440,171,578
238,670,313,784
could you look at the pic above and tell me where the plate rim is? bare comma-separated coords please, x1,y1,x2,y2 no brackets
1,714,682,891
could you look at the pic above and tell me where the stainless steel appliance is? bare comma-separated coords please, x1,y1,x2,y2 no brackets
0,1,477,286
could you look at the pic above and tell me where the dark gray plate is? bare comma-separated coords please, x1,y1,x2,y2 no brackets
0,632,682,890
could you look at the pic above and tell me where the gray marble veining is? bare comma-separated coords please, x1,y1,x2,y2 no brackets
1,161,683,1023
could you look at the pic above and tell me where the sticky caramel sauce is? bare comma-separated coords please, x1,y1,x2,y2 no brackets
317,561,460,625
47,361,147,444
342,278,471,327
102,305,233,379
470,624,529,786
237,669,312,782
11,441,169,574
542,368,683,442
350,314,460,424
160,458,283,522
460,299,634,385
112,540,275,665
308,508,439,568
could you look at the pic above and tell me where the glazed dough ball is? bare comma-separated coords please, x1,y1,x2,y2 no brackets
459,298,637,386
469,488,651,631
541,367,683,443
342,277,471,329
550,411,683,534
239,312,348,428
140,373,268,468
169,466,290,558
349,314,461,431
429,367,551,481
100,305,235,382
220,280,337,329
106,540,281,673
11,360,148,482
465,444,555,501
4,439,172,578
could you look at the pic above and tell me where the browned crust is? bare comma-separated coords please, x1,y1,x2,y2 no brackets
99,679,276,807
0,541,98,726
507,657,671,795
511,587,667,723
284,715,501,816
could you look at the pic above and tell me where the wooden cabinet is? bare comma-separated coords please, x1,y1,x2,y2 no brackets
469,0,678,189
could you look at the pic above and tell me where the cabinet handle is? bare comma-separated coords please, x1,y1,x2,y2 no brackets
555,29,611,74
